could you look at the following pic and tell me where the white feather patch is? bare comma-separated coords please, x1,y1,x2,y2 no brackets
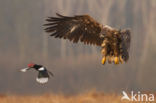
70,26,77,33
38,67,45,71
36,77,48,84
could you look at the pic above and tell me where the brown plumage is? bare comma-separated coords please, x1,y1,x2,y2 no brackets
44,13,131,64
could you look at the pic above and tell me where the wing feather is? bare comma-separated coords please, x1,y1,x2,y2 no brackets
44,13,103,46
120,29,131,61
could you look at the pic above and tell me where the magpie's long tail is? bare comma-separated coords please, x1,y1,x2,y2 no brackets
48,70,54,77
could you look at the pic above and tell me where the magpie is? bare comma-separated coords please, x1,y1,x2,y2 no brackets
20,63,54,84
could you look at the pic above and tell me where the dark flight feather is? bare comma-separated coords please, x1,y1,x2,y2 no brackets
44,13,103,46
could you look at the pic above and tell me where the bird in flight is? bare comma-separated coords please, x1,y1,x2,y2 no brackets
20,63,54,84
44,13,131,64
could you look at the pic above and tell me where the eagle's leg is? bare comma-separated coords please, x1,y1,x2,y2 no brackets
119,45,124,63
101,48,107,65
113,45,120,64
108,51,113,64
119,55,124,63
101,39,108,64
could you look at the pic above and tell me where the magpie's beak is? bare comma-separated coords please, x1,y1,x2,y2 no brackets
20,67,30,72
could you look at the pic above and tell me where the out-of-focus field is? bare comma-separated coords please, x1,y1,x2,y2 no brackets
0,91,154,103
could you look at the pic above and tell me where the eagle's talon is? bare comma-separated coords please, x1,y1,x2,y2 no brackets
101,57,106,65
114,57,119,64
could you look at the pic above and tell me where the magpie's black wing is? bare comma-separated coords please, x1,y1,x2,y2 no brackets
47,71,54,77
36,70,49,84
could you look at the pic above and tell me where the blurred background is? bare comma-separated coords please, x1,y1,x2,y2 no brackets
0,0,156,95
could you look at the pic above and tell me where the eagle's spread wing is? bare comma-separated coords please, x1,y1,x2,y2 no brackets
44,13,103,46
